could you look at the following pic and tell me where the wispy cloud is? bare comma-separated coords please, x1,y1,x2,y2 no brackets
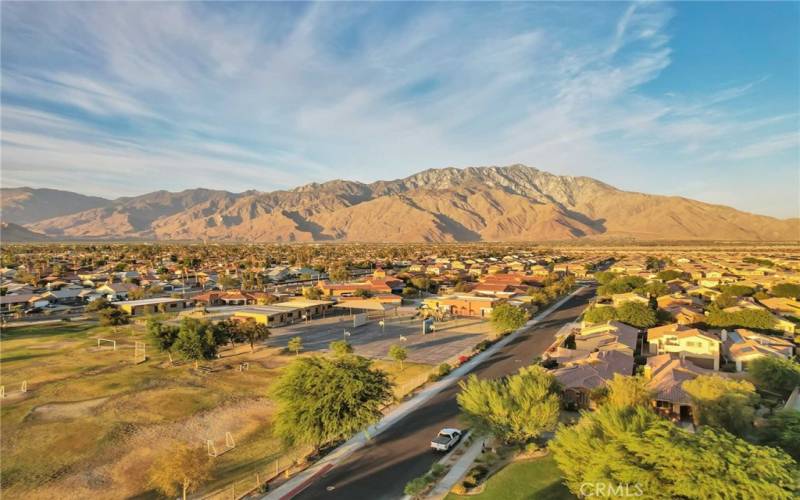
1,1,797,217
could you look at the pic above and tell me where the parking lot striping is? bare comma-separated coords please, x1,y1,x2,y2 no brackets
264,287,587,500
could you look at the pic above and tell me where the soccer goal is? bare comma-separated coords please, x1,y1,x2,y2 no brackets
207,432,236,457
134,341,146,364
97,338,116,350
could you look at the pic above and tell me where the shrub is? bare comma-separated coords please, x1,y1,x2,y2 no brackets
475,339,492,352
403,477,429,498
429,463,446,478
451,482,468,495
437,363,452,377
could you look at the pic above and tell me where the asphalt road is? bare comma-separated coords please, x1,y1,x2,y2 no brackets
295,285,596,500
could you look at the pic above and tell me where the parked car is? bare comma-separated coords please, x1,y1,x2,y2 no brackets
430,428,462,451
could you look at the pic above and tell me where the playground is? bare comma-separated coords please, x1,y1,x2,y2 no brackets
0,318,433,499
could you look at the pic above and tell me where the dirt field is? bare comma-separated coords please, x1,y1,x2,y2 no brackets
0,319,434,499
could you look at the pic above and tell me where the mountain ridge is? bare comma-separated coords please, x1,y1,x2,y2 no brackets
2,165,797,242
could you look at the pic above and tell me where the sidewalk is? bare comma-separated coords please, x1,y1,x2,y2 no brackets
426,437,485,499
264,287,586,500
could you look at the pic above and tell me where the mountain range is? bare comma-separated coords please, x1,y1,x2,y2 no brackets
1,165,797,242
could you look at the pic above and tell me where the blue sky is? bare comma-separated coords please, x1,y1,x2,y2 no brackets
1,1,798,218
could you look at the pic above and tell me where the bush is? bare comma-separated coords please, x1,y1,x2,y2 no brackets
451,482,468,495
429,463,446,478
463,465,488,487
437,363,452,377
475,339,492,352
403,477,429,498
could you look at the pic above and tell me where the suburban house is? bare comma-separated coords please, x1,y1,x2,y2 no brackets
573,321,640,356
721,328,794,372
552,350,635,410
662,304,705,325
647,324,721,370
759,296,800,319
96,282,139,301
644,353,712,422
0,293,49,314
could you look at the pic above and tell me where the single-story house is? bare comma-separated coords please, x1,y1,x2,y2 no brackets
114,297,195,316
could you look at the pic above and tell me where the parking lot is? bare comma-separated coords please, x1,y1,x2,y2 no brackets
265,311,493,365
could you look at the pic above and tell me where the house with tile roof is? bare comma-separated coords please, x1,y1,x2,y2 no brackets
551,349,635,410
721,328,794,372
647,324,721,370
644,353,712,422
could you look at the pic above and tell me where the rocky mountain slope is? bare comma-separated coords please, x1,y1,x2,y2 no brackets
0,187,109,224
0,222,51,242
2,165,797,242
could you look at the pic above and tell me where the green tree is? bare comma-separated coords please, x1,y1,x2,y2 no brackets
99,307,129,326
550,404,797,499
713,293,739,309
772,283,800,299
236,319,271,352
615,301,657,328
594,271,618,285
389,344,408,370
218,275,239,290
149,443,212,500
760,409,800,460
720,284,756,297
147,317,179,362
354,288,374,298
302,286,323,300
173,318,218,367
683,375,759,436
706,308,777,330
605,374,653,408
641,281,670,298
582,306,617,324
597,276,647,297
490,303,529,334
747,356,800,397
457,365,560,444
86,297,112,312
273,355,393,453
656,269,685,281
288,336,303,355
526,290,549,306
330,339,354,356
411,277,431,292
328,266,349,283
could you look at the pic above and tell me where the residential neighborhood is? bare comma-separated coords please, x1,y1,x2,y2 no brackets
1,242,799,499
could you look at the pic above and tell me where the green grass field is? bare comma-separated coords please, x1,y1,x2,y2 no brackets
1,319,433,499
446,455,574,500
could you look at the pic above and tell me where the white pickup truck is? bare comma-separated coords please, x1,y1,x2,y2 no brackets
430,428,462,451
